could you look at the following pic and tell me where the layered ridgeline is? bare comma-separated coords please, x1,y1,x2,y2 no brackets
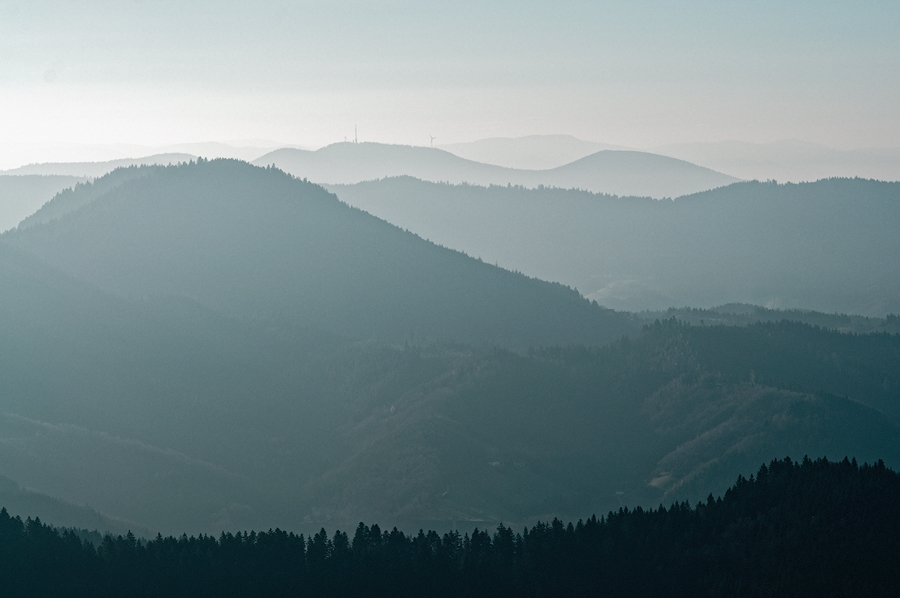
3,160,633,348
253,142,739,198
329,177,900,315
1,160,897,536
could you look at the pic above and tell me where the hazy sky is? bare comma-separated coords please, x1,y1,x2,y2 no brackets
1,0,898,153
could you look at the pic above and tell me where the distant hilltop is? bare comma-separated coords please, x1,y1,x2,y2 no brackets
252,142,739,198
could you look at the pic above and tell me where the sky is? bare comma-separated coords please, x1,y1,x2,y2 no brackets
1,0,898,160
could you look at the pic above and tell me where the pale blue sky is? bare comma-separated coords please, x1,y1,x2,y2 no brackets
1,1,898,151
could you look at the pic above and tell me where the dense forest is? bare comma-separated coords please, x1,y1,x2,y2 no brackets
2,457,897,597
642,304,900,335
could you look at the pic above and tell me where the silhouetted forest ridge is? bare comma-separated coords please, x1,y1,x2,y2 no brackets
0,174,85,232
330,176,900,314
2,159,636,348
1,457,897,597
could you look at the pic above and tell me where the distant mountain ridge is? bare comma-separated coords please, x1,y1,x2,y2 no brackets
653,139,900,183
0,153,195,178
329,176,900,315
438,134,627,170
253,142,739,198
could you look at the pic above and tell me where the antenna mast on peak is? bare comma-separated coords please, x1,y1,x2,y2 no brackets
354,126,358,144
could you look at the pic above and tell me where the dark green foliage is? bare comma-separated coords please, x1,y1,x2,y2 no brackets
1,457,897,597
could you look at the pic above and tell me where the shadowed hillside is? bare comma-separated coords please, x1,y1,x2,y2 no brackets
0,241,897,533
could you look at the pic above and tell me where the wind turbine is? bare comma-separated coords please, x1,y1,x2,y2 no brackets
429,135,437,149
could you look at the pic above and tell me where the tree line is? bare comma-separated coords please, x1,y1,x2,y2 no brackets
1,456,897,597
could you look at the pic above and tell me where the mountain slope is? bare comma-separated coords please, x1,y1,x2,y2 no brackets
329,177,900,315
253,142,739,198
0,175,84,232
2,160,635,348
16,166,159,230
1,215,898,534
0,243,346,533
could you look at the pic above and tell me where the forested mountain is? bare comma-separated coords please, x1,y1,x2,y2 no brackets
253,142,738,198
2,457,897,597
329,176,900,315
0,238,897,533
1,160,897,538
3,160,634,348
0,175,84,232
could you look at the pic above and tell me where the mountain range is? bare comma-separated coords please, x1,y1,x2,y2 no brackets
439,135,900,183
0,160,897,536
252,142,739,198
0,142,738,232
